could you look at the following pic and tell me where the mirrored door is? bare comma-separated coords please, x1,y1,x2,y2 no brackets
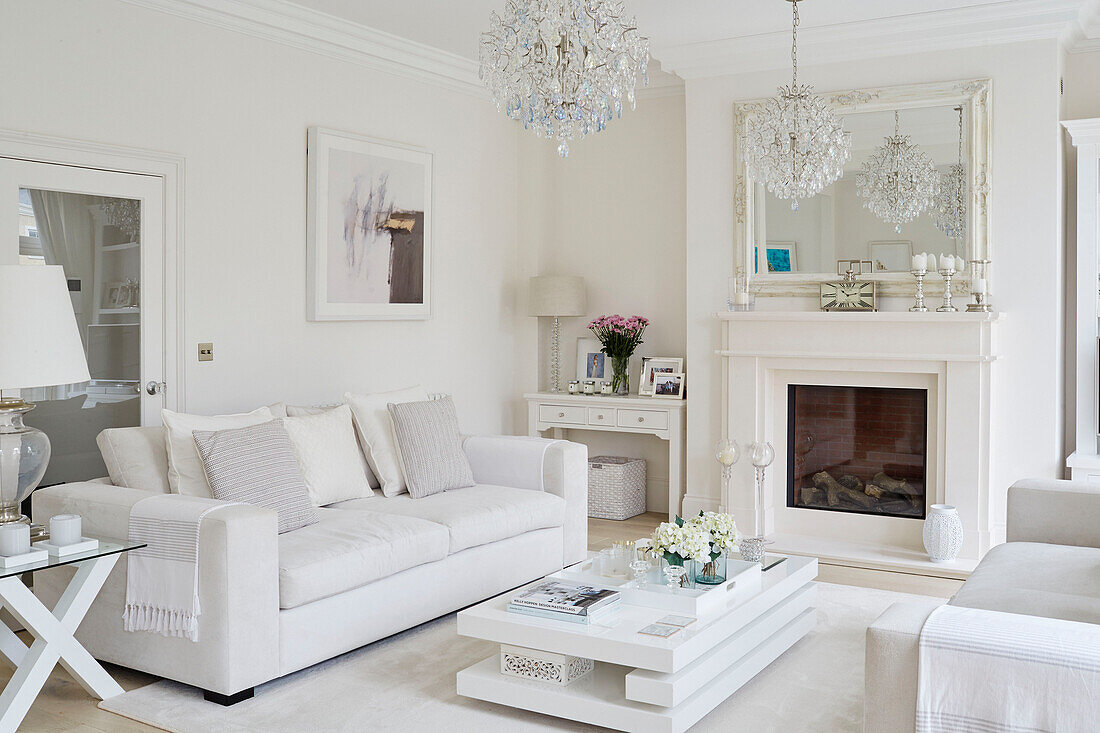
0,159,166,485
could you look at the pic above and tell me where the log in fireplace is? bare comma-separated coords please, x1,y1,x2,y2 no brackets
787,384,927,519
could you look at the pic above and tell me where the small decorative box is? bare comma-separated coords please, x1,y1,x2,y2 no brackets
33,537,100,557
0,548,49,569
500,644,594,687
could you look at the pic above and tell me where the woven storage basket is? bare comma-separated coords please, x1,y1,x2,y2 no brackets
587,455,646,521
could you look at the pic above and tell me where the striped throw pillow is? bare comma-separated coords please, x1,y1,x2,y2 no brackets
387,397,475,499
193,419,317,533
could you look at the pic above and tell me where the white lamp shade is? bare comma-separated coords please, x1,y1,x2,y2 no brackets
0,265,90,389
528,275,586,317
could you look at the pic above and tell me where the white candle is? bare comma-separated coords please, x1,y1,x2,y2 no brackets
733,292,750,305
927,253,937,272
49,514,82,546
0,524,30,557
911,255,920,271
718,449,737,466
974,278,987,294
916,253,927,271
954,255,965,272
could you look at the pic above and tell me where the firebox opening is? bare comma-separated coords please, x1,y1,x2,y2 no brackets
787,384,927,520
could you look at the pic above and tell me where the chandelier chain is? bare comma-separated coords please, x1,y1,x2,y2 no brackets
791,1,799,88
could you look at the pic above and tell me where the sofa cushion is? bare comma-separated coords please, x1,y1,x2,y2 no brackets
283,405,375,505
345,385,429,497
162,406,275,496
277,507,449,609
332,484,564,554
388,397,474,499
949,542,1100,624
97,426,170,494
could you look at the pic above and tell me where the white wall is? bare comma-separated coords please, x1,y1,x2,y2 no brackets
684,40,1065,538
519,93,687,512
1,0,525,437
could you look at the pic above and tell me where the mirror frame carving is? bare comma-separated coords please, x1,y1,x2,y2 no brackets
733,78,992,297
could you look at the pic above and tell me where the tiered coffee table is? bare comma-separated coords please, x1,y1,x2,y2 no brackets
457,554,817,733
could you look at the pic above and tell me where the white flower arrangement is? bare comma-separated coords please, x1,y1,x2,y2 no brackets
691,511,741,558
651,521,711,564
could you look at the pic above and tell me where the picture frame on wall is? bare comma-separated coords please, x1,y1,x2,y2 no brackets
638,356,684,396
576,337,607,381
652,372,685,399
306,127,433,321
868,240,914,273
756,242,798,273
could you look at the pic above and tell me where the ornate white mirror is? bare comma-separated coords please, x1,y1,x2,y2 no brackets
734,79,991,296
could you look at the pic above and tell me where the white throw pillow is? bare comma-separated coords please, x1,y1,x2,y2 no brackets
161,406,275,496
345,386,429,497
283,405,375,506
286,404,338,417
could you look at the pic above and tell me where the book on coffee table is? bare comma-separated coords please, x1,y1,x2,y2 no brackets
510,580,620,617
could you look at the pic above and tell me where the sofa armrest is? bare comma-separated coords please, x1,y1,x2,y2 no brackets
31,482,280,695
865,600,943,733
1007,478,1100,548
464,436,588,566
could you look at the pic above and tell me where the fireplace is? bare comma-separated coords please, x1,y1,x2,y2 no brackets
786,384,927,520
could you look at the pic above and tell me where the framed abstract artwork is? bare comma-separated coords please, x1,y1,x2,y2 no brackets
755,242,798,273
307,127,432,320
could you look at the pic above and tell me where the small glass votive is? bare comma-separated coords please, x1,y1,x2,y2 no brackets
0,524,31,557
567,380,580,394
583,380,597,395
49,514,82,546
630,559,651,589
600,381,613,395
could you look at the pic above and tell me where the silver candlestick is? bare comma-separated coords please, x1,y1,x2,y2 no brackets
937,268,958,313
909,268,929,312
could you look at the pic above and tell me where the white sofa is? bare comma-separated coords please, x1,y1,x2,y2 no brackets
31,427,588,705
864,479,1100,732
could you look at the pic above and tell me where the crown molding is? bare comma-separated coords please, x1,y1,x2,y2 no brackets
656,0,1084,79
1063,0,1100,52
118,0,483,94
1063,118,1100,144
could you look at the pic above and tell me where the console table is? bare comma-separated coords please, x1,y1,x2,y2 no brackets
524,392,686,518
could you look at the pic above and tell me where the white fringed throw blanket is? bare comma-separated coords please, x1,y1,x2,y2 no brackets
124,494,241,642
917,604,1100,732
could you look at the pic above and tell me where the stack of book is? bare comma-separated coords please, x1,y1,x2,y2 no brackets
507,581,621,624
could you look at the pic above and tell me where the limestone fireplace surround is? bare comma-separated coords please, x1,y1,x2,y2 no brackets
704,310,1001,579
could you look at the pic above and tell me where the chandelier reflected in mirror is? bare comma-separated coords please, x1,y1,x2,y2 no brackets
931,106,968,239
479,0,650,158
101,198,141,242
740,0,851,210
856,110,939,234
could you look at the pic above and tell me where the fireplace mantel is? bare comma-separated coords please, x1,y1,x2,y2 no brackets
706,310,1003,578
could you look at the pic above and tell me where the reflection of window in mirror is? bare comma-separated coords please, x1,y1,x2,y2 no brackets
761,104,969,274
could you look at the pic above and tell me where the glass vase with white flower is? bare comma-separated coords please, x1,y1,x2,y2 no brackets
587,315,649,395
650,518,710,589
691,512,741,585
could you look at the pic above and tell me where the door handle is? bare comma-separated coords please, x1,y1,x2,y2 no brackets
146,380,166,396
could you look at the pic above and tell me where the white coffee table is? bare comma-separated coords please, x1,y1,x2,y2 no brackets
457,555,818,733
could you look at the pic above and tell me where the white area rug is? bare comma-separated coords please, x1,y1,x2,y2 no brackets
100,582,939,732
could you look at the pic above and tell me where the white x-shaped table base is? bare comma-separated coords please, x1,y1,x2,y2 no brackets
0,554,124,732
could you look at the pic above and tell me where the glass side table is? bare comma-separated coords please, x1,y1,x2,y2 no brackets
0,536,144,730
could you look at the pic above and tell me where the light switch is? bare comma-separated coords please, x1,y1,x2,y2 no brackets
198,343,214,362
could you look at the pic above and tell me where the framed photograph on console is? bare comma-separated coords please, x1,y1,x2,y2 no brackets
576,337,606,381
307,127,432,321
653,372,685,399
639,357,684,396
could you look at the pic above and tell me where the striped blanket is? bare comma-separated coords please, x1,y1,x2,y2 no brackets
917,604,1100,732
124,494,241,642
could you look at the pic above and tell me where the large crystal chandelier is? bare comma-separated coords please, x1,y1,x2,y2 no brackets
930,106,968,239
479,0,649,158
855,111,939,233
102,198,141,242
740,0,851,210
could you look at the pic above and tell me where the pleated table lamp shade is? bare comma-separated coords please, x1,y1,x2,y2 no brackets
528,275,586,317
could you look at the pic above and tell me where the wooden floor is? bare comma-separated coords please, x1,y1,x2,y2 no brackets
12,512,960,732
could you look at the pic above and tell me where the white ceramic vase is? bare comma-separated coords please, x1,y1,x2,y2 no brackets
923,504,963,562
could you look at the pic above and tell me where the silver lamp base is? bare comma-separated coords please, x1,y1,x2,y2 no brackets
0,398,51,527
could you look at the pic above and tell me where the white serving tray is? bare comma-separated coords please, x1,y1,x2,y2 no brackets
33,537,99,557
0,548,49,568
551,554,763,618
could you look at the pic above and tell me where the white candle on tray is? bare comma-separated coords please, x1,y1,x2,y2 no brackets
0,524,30,557
49,514,82,546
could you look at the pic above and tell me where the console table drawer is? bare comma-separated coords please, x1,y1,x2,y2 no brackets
618,409,668,430
587,407,616,426
539,404,586,425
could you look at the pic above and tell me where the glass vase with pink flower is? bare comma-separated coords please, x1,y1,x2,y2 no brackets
587,314,648,395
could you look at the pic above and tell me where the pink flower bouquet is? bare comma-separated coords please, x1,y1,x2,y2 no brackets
588,315,648,394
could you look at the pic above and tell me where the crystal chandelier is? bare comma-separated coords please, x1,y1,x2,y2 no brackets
930,106,968,239
855,110,939,233
740,0,851,210
479,0,650,158
102,198,141,241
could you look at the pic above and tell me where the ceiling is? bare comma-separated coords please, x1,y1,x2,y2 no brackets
289,0,1098,78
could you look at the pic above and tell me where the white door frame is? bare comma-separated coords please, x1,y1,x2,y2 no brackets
0,129,186,418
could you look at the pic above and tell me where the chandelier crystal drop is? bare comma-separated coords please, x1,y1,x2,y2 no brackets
479,0,650,158
855,110,940,234
930,106,968,239
740,0,851,210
